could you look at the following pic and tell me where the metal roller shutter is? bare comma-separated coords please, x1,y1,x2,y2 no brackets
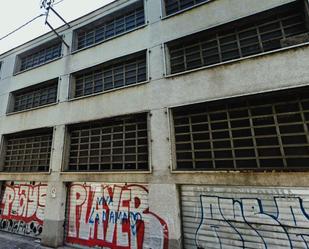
0,181,47,238
181,185,309,249
64,182,169,249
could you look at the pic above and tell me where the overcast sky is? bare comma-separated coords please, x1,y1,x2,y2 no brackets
0,0,115,54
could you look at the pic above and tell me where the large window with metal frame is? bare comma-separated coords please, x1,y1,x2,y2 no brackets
2,129,53,172
75,1,145,50
72,51,147,98
66,113,149,172
18,42,62,72
11,79,58,113
167,1,308,74
164,0,210,16
172,87,309,171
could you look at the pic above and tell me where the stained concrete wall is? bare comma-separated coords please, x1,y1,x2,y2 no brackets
0,0,308,248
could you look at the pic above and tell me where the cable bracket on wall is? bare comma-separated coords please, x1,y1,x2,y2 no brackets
40,0,70,48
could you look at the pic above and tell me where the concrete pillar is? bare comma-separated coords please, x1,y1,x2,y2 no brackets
58,30,72,103
149,109,182,248
148,184,182,249
150,108,172,177
149,45,165,82
40,180,67,247
145,0,162,24
41,125,67,248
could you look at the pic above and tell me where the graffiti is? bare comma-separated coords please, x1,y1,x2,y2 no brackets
0,219,43,236
66,183,169,249
195,195,309,249
0,183,47,237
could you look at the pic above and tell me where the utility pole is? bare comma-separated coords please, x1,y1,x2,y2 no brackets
40,0,70,48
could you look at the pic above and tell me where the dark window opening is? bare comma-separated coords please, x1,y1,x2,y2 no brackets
165,0,210,16
12,79,58,112
2,129,53,172
19,42,62,72
173,87,309,171
67,113,149,171
75,2,145,50
72,51,147,98
167,1,308,74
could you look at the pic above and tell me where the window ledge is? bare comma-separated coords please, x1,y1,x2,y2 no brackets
6,102,59,116
171,170,241,174
71,24,147,55
60,170,151,175
171,170,309,173
0,172,51,175
162,0,214,20
165,41,309,78
13,56,63,76
68,80,149,102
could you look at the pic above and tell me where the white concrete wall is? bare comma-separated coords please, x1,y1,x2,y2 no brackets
0,0,308,248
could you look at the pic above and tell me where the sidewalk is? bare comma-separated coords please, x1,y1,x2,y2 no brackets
0,232,73,249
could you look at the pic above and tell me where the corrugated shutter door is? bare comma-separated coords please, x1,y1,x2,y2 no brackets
65,182,169,249
0,181,47,238
181,185,309,249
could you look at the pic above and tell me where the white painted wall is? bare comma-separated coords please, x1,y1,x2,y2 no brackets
0,0,307,247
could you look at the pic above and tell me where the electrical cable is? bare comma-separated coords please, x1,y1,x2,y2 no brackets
53,0,64,6
0,14,46,42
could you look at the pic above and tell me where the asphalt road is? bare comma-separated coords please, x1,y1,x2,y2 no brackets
0,232,72,249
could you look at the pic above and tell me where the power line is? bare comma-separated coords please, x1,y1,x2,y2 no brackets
0,14,46,42
53,0,64,6
0,0,65,43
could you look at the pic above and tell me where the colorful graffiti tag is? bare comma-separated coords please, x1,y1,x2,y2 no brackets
196,195,309,248
0,182,47,237
66,183,169,249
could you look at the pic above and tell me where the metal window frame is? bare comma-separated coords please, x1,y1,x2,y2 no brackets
170,86,309,172
0,135,7,172
0,61,2,79
1,128,54,173
168,107,177,173
72,0,146,51
7,78,59,114
166,1,308,75
16,41,62,73
69,50,148,99
163,43,171,76
63,112,152,173
19,43,62,72
162,0,213,18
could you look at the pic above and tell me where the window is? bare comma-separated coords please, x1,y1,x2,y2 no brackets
75,1,145,50
72,51,147,98
2,129,53,172
11,79,58,113
164,0,210,16
167,1,308,74
172,87,309,171
67,113,148,172
17,41,62,72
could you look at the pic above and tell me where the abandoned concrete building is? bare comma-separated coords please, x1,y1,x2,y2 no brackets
0,0,309,248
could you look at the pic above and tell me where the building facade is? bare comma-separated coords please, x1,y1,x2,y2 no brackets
0,0,309,248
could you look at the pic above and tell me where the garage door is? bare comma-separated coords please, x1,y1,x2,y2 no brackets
65,182,169,249
0,181,47,238
181,185,309,248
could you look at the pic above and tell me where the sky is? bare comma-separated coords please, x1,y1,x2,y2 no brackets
0,0,115,54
